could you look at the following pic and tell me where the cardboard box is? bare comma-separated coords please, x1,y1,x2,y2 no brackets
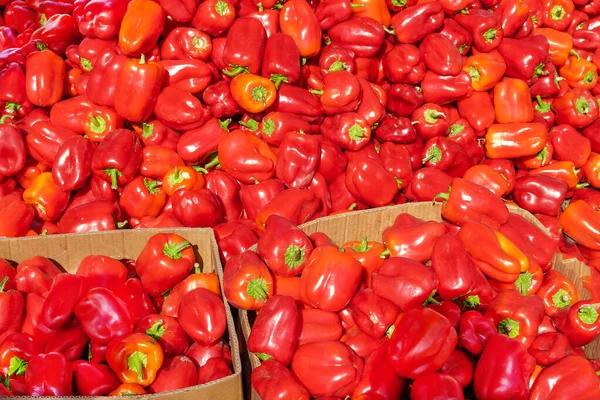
0,228,243,400
239,202,594,400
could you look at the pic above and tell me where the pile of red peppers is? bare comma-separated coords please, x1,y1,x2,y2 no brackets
4,0,600,395
0,233,233,396
2,0,600,269
238,209,600,399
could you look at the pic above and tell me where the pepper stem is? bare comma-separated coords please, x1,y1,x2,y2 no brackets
0,115,14,124
168,167,184,186
551,289,572,309
103,168,123,190
463,294,480,309
0,276,7,292
163,240,191,260
284,245,305,269
127,351,148,382
89,115,107,134
422,290,440,306
145,320,166,341
482,28,497,43
433,186,451,204
204,154,221,169
498,318,520,338
270,74,288,89
194,262,201,274
422,145,442,164
223,65,249,77
255,353,273,361
380,248,391,258
247,278,269,300
578,304,599,324
353,236,369,253
7,357,27,377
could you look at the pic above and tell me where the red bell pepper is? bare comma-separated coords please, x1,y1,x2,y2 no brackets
74,287,134,344
0,194,34,237
254,188,320,229
388,307,457,379
458,310,497,355
178,288,226,346
275,132,319,189
485,290,545,347
299,246,362,312
72,360,120,396
552,87,599,128
473,334,535,400
513,175,568,217
0,123,26,179
431,234,479,301
24,352,72,396
390,2,444,44
204,169,242,222
40,274,87,330
552,300,600,346
25,49,64,107
154,87,211,131
291,341,363,398
438,177,509,228
106,333,164,387
422,136,471,177
528,332,575,366
136,316,189,360
411,373,464,400
114,55,165,123
0,276,24,335
135,233,194,297
381,43,425,85
382,219,447,262
51,136,95,192
328,16,384,58
148,355,198,393
30,14,76,55
456,9,504,52
218,130,277,184
171,188,222,227
257,215,313,277
350,341,405,399
191,0,235,36
73,0,129,39
223,250,274,310
57,200,123,233
421,70,473,105
117,0,165,56
494,78,534,124
14,256,59,298
529,356,600,399
247,294,300,364
372,257,438,311
222,17,265,76
345,149,398,207
160,266,220,317
91,129,142,190
259,112,311,147
252,359,310,400
349,288,399,339
298,309,343,346
536,270,579,316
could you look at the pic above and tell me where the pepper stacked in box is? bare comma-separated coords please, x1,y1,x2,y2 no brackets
0,233,233,396
226,199,600,399
0,0,599,266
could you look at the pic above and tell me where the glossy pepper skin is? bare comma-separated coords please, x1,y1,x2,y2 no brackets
73,0,130,39
390,2,444,44
485,290,545,347
438,178,509,229
421,70,473,105
552,88,599,128
91,129,142,190
473,334,535,400
254,188,320,230
388,307,457,379
257,215,313,277
550,124,591,167
106,333,164,387
178,288,227,346
328,17,384,58
529,356,600,400
40,274,87,330
218,130,277,184
52,136,95,192
552,300,600,346
349,289,399,339
24,352,73,396
114,56,165,123
25,50,65,107
161,267,221,318
0,275,24,335
252,359,310,400
372,257,438,311
513,175,568,217
57,200,122,234
300,246,362,312
280,0,321,58
291,341,363,398
261,33,301,87
118,0,165,57
22,172,70,222
135,233,194,297
222,17,266,76
350,341,405,399
224,251,274,310
382,220,447,262
455,9,504,52
0,122,26,178
432,234,479,301
458,310,497,355
559,200,600,250
247,295,300,365
154,87,211,131
74,287,134,344
148,355,198,393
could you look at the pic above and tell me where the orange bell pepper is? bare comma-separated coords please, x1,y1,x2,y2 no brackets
230,74,277,113
109,383,147,395
463,52,507,91
106,333,164,387
534,28,573,67
558,51,599,90
118,0,166,56
530,160,580,189
559,200,600,250
485,122,548,159
23,172,70,222
458,222,528,283
162,166,205,196
494,78,534,124
583,152,600,188
280,0,322,57
351,0,391,26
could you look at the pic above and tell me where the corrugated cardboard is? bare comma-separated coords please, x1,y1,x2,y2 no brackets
0,228,243,400
239,202,595,400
